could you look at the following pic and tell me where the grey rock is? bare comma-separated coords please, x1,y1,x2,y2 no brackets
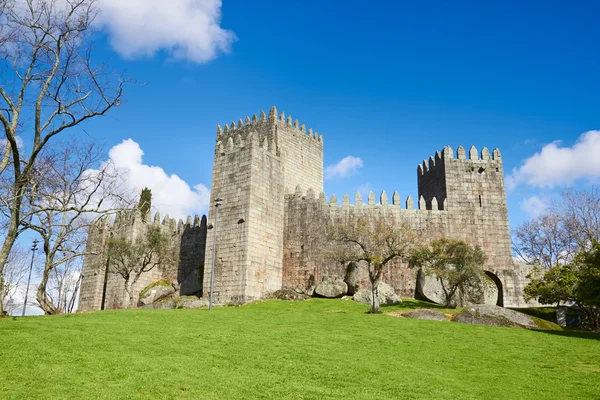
344,262,361,295
416,269,500,307
454,305,537,328
315,279,348,298
353,282,402,305
403,309,446,321
176,297,209,309
139,283,175,306
264,289,310,301
142,300,175,310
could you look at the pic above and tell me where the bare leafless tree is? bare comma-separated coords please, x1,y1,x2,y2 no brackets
513,213,576,270
45,255,81,313
556,186,600,251
0,243,30,316
513,186,600,269
0,0,125,315
327,216,417,313
18,140,131,314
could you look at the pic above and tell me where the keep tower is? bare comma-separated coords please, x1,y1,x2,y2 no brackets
204,107,324,304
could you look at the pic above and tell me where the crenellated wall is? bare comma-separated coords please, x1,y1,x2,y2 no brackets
283,140,522,307
80,106,533,310
78,210,207,311
283,187,450,298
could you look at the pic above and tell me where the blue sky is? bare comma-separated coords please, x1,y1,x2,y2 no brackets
69,0,600,227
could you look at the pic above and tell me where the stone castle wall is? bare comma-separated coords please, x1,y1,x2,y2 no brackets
80,106,533,311
78,210,207,312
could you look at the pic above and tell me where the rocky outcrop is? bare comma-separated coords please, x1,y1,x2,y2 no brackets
344,262,361,295
315,279,348,298
416,269,499,307
403,309,446,321
453,305,537,328
142,300,176,310
176,297,209,309
353,282,402,305
138,281,176,306
264,289,310,301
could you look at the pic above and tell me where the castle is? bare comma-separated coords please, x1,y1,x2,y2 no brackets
79,107,533,311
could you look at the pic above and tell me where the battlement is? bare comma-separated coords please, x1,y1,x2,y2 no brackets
93,209,207,237
215,129,278,156
215,106,323,147
418,145,502,176
285,186,446,211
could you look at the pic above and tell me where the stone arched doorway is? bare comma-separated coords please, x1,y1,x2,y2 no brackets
484,271,504,307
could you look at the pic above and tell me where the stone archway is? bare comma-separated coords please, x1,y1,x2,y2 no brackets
484,271,504,307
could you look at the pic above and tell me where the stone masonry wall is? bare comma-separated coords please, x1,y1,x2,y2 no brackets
204,108,324,304
79,210,206,311
81,106,535,310
283,189,451,298
283,145,526,307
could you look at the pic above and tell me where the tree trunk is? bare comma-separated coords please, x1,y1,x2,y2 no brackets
0,222,19,316
123,281,136,309
36,266,60,315
370,280,380,313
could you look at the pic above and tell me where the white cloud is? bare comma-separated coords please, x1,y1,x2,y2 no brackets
0,136,24,149
520,196,548,218
508,130,600,189
96,0,235,63
325,156,363,180
100,139,210,220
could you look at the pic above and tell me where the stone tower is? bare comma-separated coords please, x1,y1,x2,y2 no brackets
417,146,514,298
417,145,510,258
203,107,324,304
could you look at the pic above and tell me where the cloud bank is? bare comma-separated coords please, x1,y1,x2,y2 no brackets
102,139,210,219
96,0,235,63
325,156,364,180
520,196,548,218
508,130,600,189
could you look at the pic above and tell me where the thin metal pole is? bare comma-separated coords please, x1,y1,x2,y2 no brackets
22,239,39,317
209,198,222,311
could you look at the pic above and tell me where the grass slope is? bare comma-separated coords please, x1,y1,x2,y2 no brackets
1,299,599,400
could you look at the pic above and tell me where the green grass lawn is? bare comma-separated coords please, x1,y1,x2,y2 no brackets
1,299,599,400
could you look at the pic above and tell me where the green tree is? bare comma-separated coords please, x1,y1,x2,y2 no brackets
327,216,417,313
107,226,173,308
525,242,600,332
137,188,152,220
409,238,487,308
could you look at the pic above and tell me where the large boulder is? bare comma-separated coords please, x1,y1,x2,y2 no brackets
176,296,209,309
416,269,500,307
403,309,446,321
344,262,361,295
454,305,537,329
315,279,348,298
353,282,402,305
142,300,175,310
264,289,310,302
138,281,176,306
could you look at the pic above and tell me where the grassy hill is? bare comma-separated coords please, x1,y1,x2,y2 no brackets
1,299,599,399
